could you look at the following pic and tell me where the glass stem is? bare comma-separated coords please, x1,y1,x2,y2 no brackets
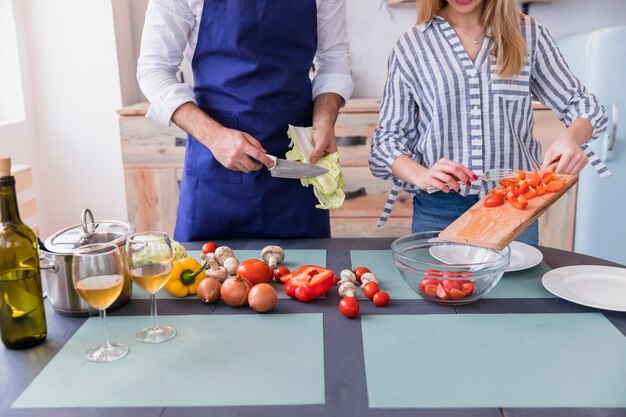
100,308,111,349
149,293,159,330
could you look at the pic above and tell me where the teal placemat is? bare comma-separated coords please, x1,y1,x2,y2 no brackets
350,250,420,300
132,249,326,300
351,251,554,300
487,262,555,299
361,313,626,408
13,314,325,408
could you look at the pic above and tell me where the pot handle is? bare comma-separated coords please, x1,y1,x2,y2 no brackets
39,254,59,273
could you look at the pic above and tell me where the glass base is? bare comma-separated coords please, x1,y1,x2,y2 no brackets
85,342,128,362
136,325,176,344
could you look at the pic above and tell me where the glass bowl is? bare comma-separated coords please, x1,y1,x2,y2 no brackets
391,232,511,305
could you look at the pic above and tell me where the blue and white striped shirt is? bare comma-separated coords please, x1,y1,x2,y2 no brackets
370,15,609,226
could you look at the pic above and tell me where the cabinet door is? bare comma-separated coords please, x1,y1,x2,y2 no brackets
123,168,183,237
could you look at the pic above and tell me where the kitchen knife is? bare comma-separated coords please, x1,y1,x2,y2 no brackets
266,154,329,179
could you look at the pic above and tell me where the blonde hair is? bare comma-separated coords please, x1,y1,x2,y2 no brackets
417,0,526,78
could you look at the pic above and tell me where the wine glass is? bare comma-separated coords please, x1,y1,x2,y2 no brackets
72,244,129,362
125,232,176,343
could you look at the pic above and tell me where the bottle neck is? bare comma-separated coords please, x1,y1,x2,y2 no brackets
0,176,21,223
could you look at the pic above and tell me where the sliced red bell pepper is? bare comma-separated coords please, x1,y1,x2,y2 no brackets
522,187,537,200
506,191,528,210
546,178,566,193
281,265,336,302
536,184,546,196
542,172,557,185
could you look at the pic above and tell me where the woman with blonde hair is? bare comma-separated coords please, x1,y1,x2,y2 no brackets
370,0,608,244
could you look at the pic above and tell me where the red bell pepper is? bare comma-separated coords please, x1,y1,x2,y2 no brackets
281,265,337,302
506,191,528,210
546,178,565,192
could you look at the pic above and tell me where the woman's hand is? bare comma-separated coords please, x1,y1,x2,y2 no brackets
413,158,476,192
542,119,592,175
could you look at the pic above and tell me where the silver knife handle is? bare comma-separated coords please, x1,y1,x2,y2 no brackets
426,181,465,194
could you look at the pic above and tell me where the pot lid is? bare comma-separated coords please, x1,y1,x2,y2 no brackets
43,208,136,254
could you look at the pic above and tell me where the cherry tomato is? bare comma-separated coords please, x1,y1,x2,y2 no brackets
436,284,450,300
201,242,218,254
236,259,273,286
442,280,462,291
339,297,360,318
362,281,379,299
448,289,466,300
274,266,290,283
353,266,371,283
484,193,504,208
461,281,475,297
423,284,438,297
373,291,390,306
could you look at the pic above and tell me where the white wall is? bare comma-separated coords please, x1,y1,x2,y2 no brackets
20,0,128,238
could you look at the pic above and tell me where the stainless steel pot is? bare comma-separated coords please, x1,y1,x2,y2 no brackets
39,209,136,317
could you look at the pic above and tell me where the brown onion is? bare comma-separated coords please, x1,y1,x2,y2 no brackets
220,276,252,307
248,283,278,313
197,277,221,304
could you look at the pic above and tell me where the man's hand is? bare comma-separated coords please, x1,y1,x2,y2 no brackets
171,102,274,172
311,93,344,164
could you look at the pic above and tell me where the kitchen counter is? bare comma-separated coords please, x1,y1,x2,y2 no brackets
5,239,624,417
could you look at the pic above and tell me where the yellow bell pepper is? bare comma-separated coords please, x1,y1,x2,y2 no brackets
165,257,206,297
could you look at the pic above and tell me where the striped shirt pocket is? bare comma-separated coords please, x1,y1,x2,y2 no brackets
489,64,531,102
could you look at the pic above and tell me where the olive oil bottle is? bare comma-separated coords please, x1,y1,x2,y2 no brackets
0,157,47,349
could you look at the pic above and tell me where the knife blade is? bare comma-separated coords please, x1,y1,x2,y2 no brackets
266,154,329,179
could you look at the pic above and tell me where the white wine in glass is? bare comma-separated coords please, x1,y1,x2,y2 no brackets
72,244,128,362
126,232,176,343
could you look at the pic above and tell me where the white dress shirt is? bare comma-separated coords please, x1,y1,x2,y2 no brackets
137,0,354,126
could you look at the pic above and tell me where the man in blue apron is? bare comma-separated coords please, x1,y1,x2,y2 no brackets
137,0,353,241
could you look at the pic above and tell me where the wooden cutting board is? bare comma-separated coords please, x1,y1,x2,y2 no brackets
439,174,578,250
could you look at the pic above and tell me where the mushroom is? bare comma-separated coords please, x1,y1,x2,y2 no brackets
205,258,229,283
338,269,357,285
214,246,235,265
260,245,285,269
338,282,357,298
223,257,240,276
360,272,378,286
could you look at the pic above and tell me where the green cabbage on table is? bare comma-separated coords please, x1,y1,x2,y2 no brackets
286,125,345,209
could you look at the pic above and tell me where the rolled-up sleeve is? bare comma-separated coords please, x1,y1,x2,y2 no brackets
312,0,354,103
137,0,196,126
369,47,418,186
530,21,608,140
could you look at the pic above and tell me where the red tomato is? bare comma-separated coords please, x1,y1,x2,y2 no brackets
236,259,274,286
484,194,504,207
339,297,360,318
362,281,379,299
462,281,475,297
436,284,450,300
424,269,444,277
448,289,466,300
423,284,438,297
353,266,371,283
373,291,390,306
442,280,462,291
274,266,290,283
201,242,218,254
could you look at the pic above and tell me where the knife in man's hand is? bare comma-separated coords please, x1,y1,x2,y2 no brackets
265,154,328,179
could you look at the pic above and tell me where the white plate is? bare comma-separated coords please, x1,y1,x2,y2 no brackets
429,241,543,272
542,265,626,312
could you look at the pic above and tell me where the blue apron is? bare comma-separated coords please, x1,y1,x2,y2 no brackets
174,0,330,241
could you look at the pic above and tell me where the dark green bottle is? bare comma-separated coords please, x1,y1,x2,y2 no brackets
0,157,47,349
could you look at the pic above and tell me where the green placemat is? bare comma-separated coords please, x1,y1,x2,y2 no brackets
351,250,554,300
132,249,326,300
487,262,554,298
13,314,325,408
350,250,420,300
361,313,626,408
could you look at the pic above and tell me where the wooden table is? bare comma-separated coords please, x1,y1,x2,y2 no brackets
2,239,625,417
